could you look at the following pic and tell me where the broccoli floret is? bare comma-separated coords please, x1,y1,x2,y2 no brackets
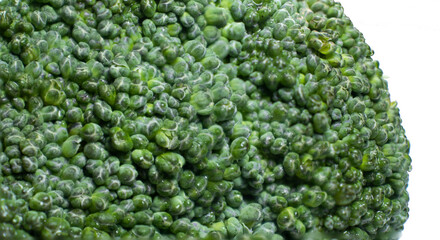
0,0,411,239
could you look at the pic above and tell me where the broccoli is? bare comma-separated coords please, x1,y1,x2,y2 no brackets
0,0,411,239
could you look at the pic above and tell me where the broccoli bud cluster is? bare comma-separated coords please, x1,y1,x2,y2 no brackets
0,0,410,239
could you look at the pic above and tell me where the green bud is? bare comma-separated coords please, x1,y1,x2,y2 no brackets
132,149,154,169
110,127,133,152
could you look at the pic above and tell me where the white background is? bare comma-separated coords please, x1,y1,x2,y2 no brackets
337,0,440,239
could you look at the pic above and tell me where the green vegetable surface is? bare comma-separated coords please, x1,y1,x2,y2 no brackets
0,0,411,239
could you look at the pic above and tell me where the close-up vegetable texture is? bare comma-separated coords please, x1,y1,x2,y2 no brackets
0,0,411,239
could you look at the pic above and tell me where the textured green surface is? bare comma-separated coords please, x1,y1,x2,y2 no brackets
0,0,410,239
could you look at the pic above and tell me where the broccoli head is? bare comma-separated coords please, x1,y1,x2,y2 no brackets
0,0,411,239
